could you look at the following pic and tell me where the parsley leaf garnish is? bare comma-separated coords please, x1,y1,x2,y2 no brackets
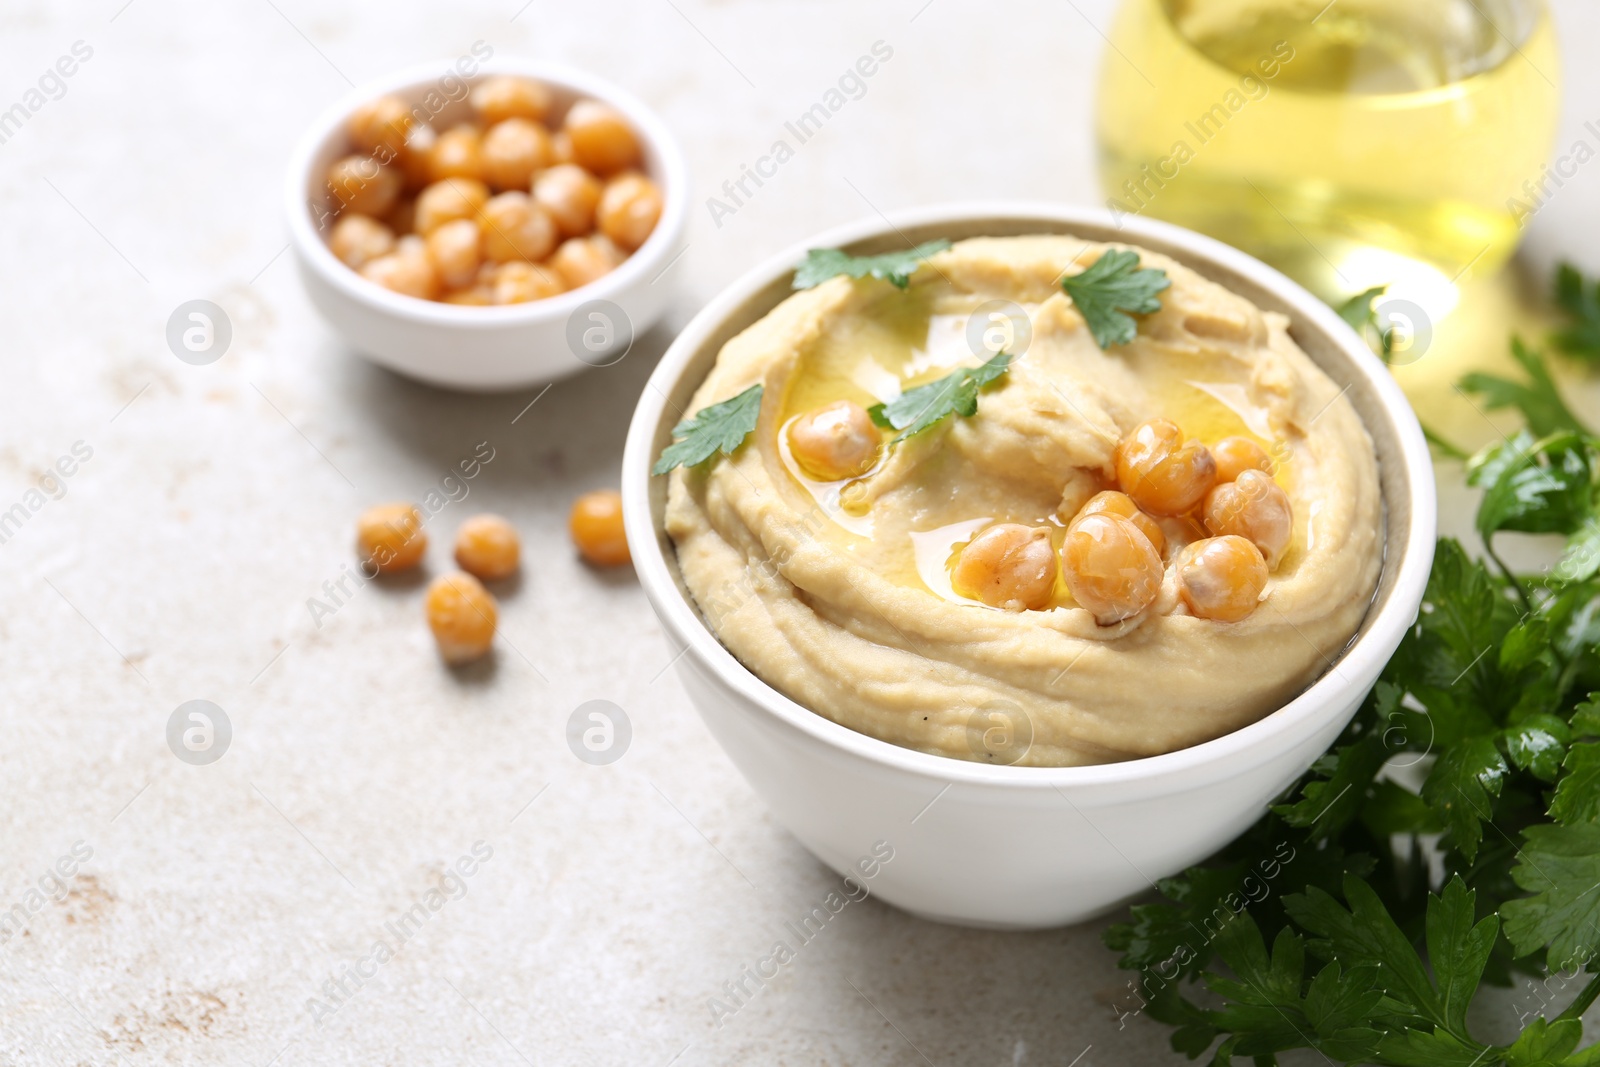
1060,248,1171,349
1337,284,1401,362
865,352,1013,441
1102,265,1600,1067
1337,285,1388,334
651,384,763,475
791,239,951,290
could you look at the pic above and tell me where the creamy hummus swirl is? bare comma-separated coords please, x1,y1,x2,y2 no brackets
664,236,1382,766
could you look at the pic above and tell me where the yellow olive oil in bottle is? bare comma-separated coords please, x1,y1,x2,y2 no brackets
1095,0,1561,302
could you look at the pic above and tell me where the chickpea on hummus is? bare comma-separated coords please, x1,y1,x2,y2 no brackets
663,236,1382,767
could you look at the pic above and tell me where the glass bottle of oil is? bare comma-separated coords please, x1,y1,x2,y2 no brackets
1095,0,1561,304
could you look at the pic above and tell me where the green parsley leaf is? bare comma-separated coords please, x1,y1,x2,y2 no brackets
1571,694,1600,737
1420,735,1507,862
1179,878,1500,1065
1338,285,1387,334
1459,338,1590,438
1361,779,1443,838
1501,822,1600,966
1104,817,1369,987
1466,428,1537,496
866,352,1013,441
1373,1027,1491,1066
1500,617,1553,674
1402,539,1512,703
1553,262,1600,359
1468,430,1596,541
791,239,951,290
1562,1034,1600,1067
1504,713,1571,782
1548,741,1600,824
1504,1016,1583,1065
1286,874,1442,1023
651,384,763,476
1274,728,1388,839
1546,588,1600,662
1425,877,1500,1035
1205,916,1385,1062
1554,517,1600,582
1104,860,1252,982
1060,248,1171,349
1336,284,1402,362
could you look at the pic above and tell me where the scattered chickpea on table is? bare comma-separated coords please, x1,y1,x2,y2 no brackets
568,490,630,567
454,513,521,581
351,493,631,668
323,76,663,306
355,502,428,573
425,572,499,665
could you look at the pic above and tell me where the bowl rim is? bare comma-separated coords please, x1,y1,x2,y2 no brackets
622,201,1437,791
283,56,690,330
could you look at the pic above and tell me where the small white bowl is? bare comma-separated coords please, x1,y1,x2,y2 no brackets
285,58,689,392
622,203,1436,929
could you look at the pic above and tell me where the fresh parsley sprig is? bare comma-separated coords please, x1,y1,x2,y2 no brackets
867,352,1013,441
1061,248,1171,349
1461,337,1589,438
651,384,763,475
1105,267,1600,1067
792,239,951,290
1554,263,1600,360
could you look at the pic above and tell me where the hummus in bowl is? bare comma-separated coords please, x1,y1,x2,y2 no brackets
662,235,1382,767
623,203,1432,927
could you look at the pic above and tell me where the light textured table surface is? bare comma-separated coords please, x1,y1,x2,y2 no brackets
1,2,1595,1064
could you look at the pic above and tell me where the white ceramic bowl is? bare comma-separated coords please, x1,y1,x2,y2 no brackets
285,58,689,392
622,203,1435,929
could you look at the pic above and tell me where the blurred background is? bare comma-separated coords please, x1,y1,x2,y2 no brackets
0,0,1594,1064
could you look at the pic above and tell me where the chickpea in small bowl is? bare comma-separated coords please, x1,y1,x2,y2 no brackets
286,59,688,391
